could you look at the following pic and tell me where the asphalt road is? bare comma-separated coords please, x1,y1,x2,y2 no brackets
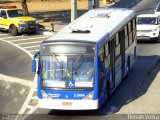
0,33,49,116
0,40,32,114
24,0,160,120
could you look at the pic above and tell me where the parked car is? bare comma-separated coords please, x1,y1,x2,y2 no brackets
154,3,160,15
0,6,37,36
136,14,160,42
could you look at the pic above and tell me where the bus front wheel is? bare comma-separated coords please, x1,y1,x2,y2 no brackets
106,82,111,100
125,59,130,78
103,82,111,107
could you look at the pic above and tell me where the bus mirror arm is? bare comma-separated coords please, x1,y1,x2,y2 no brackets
32,51,39,73
33,51,40,59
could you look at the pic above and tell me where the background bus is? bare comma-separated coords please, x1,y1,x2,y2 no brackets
32,7,136,110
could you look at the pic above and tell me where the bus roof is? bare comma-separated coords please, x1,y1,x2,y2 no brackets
45,8,135,43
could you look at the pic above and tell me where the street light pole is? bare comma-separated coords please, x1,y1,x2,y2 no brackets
71,0,77,22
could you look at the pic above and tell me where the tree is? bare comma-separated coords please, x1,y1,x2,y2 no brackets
21,0,29,15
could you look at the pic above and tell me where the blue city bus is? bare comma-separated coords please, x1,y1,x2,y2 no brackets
32,8,136,110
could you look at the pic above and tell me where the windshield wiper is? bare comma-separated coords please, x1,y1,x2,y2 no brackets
53,54,71,80
71,55,84,77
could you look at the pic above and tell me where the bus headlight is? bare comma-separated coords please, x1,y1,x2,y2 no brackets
42,91,52,99
83,92,93,100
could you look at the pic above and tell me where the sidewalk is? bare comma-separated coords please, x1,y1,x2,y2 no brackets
33,0,142,35
34,2,115,35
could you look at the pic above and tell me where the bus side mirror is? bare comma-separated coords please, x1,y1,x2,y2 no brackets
32,60,36,73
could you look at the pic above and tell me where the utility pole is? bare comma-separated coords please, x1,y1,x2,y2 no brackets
94,0,99,8
88,0,93,10
71,0,77,22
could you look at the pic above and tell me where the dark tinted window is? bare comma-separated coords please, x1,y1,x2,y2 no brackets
156,4,160,11
137,17,158,25
0,10,7,18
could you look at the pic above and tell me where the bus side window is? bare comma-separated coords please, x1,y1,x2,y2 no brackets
98,46,105,74
115,33,120,58
124,26,129,50
128,22,133,45
104,43,110,69
132,18,136,41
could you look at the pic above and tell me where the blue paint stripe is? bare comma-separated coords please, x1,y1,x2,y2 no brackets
93,43,99,100
38,75,42,99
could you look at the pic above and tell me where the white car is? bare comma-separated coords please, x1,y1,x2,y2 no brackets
137,14,160,42
154,3,160,15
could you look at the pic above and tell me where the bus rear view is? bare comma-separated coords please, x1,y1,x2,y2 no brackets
32,7,136,110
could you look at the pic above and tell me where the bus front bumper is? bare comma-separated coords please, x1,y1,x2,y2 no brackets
38,99,99,110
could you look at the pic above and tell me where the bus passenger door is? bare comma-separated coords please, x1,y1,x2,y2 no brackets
109,39,115,89
119,29,125,77
98,46,105,102
114,33,123,87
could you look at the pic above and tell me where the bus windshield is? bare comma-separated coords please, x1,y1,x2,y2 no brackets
41,44,95,89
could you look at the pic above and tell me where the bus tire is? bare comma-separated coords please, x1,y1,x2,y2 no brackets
103,82,110,106
106,82,111,100
125,58,130,78
9,25,18,36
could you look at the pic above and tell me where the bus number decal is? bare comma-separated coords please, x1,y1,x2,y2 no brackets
74,94,85,98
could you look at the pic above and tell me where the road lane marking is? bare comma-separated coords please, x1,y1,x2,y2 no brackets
0,33,9,36
17,41,42,45
0,39,34,58
23,45,40,49
28,49,39,52
0,37,40,120
27,105,34,109
1,36,23,39
0,74,33,87
10,36,46,42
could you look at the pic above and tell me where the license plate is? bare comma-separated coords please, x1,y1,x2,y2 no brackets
140,34,146,36
62,102,72,106
29,25,35,28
